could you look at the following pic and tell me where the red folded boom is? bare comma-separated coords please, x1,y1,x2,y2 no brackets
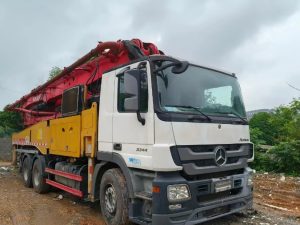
7,39,162,126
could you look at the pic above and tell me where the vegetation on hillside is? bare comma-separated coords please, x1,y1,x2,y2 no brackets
0,111,22,137
250,99,300,176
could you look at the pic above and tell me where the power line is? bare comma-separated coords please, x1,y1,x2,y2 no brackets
287,83,300,92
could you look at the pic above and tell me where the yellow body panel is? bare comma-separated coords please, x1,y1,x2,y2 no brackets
12,103,98,158
50,115,81,157
81,103,98,158
12,121,50,155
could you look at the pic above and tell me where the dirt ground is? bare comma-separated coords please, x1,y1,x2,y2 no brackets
0,162,299,225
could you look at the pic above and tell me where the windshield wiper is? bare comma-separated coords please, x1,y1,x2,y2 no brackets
217,111,248,123
165,105,212,121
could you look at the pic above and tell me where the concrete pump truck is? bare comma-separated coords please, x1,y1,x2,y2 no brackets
8,39,254,225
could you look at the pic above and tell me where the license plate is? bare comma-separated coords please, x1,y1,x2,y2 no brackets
215,180,232,192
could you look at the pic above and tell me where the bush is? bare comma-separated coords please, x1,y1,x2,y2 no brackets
249,99,300,176
249,113,275,145
250,147,270,172
0,111,22,137
251,141,300,176
270,141,300,176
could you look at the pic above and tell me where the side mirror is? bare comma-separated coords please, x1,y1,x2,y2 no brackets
123,69,146,125
171,61,189,74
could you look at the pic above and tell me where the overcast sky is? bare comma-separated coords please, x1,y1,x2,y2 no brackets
0,0,299,111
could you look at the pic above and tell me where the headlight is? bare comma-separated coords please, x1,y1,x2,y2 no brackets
167,184,191,202
247,174,253,186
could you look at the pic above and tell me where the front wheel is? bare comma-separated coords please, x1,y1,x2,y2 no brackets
100,168,131,225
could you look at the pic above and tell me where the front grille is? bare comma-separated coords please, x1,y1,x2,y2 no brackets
234,179,242,188
197,184,210,193
202,205,230,218
187,144,242,153
171,144,252,176
192,201,246,220
194,178,243,203
197,190,232,203
182,169,244,180
195,159,215,167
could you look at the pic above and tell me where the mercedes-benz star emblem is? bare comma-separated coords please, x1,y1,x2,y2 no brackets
214,146,227,166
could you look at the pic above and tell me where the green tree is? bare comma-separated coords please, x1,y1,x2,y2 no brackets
270,99,300,142
249,127,266,145
249,112,276,145
0,111,23,137
268,140,300,176
250,98,300,175
48,66,62,80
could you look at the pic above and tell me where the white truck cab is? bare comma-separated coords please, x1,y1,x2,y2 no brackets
96,55,253,224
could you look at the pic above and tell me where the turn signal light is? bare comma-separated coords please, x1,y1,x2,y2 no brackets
152,186,160,193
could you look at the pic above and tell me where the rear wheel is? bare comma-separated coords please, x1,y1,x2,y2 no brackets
100,168,131,225
32,158,50,194
22,157,33,188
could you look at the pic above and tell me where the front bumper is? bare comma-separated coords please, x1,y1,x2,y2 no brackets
152,194,252,225
151,168,253,225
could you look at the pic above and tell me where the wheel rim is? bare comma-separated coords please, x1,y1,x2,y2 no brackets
33,167,40,187
23,168,28,181
104,184,117,215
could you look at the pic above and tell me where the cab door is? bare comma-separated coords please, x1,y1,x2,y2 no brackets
112,61,154,169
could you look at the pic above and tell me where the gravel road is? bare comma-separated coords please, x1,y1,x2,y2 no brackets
0,163,299,225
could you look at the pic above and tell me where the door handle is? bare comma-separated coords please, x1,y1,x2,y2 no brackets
113,143,122,151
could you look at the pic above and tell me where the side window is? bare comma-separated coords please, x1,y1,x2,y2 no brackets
117,70,148,112
117,75,126,112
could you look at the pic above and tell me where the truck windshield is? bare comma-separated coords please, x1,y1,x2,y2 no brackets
154,61,247,119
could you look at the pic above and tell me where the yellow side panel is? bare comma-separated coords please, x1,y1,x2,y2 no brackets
12,121,50,155
30,121,50,154
12,104,98,158
50,115,81,157
81,103,98,157
12,127,31,145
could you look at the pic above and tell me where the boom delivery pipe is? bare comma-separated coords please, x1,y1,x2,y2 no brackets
7,39,162,126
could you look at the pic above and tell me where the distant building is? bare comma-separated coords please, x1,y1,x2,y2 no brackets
246,109,274,120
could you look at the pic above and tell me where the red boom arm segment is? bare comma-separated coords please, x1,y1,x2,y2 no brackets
7,39,162,126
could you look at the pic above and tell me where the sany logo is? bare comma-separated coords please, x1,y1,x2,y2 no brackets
18,137,29,144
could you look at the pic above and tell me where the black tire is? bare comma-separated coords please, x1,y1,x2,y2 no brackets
32,158,50,194
22,156,33,188
100,168,131,225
